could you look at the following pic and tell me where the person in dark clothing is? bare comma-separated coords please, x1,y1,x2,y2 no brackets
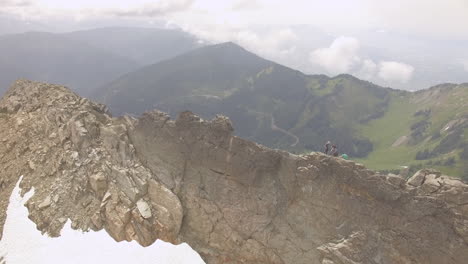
330,145,339,157
324,141,331,155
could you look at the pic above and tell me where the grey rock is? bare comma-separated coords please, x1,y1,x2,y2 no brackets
38,196,52,209
89,172,108,198
0,80,467,264
407,169,427,186
136,199,152,219
147,179,183,241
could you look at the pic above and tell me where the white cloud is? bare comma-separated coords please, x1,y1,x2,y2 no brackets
363,0,468,38
357,59,377,80
233,28,298,60
309,36,361,75
0,0,32,14
258,28,298,57
103,0,194,17
2,0,468,39
309,41,414,84
0,0,31,7
0,0,195,20
378,61,415,83
180,22,298,61
0,0,465,91
462,60,468,72
231,0,262,11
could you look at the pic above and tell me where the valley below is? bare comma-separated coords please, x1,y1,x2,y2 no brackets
1,2,468,263
96,42,468,179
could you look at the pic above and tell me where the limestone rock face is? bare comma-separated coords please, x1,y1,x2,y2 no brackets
1,80,468,264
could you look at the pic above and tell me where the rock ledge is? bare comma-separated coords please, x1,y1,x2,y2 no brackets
0,80,467,264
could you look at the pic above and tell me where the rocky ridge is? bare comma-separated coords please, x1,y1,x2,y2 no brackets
0,80,467,264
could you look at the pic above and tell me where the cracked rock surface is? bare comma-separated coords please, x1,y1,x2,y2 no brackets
0,80,468,264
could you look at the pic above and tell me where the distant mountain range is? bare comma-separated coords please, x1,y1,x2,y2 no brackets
0,27,201,96
96,42,468,178
1,27,465,178
64,27,202,66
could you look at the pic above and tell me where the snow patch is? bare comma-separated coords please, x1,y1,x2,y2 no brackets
0,177,205,264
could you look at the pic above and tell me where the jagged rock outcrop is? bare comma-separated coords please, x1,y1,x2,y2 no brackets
0,80,468,264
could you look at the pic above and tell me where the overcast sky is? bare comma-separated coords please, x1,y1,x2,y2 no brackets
1,0,467,90
2,0,467,37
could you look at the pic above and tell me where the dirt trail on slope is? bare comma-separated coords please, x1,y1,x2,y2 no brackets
270,116,299,147
250,110,299,147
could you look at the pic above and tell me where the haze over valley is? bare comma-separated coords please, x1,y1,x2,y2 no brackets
0,1,468,264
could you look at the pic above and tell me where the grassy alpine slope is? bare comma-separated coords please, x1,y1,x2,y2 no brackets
357,83,468,178
97,42,468,179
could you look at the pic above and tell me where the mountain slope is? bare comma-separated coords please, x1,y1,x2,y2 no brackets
0,32,139,96
357,83,468,177
0,27,202,97
96,42,273,114
64,27,201,66
97,42,391,158
97,42,468,178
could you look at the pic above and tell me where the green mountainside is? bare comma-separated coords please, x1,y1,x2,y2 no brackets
97,42,468,179
357,83,468,178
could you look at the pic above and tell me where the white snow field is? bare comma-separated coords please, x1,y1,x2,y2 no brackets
0,177,205,264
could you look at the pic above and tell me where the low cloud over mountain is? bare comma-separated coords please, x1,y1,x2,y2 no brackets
1,1,466,90
378,61,415,84
309,36,361,74
309,36,415,84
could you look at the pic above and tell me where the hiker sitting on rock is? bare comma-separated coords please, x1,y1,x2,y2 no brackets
324,141,331,155
329,145,339,157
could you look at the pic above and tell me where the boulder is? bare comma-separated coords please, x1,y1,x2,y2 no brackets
136,199,152,219
89,172,107,198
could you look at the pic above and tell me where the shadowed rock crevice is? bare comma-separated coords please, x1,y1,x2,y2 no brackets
0,80,467,264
